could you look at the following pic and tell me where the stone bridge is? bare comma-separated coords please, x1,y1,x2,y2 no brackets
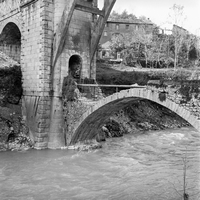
0,0,116,149
66,84,200,145
0,0,200,149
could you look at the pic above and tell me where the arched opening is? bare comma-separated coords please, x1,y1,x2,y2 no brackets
0,22,22,105
0,23,26,151
68,55,82,79
0,22,21,63
69,87,200,144
71,97,191,144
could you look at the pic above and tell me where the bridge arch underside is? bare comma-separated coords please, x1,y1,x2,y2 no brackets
71,97,142,144
71,89,200,144
0,22,21,63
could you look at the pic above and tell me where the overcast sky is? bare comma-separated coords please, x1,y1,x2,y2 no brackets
98,0,200,35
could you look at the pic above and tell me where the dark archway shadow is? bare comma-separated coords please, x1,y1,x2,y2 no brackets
68,54,82,79
0,22,21,63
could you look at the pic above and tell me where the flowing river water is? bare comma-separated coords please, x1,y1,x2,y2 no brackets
0,127,200,200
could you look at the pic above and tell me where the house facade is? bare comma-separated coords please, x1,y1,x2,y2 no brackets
99,18,154,59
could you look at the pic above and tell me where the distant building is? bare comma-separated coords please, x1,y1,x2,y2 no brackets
100,18,154,45
99,18,155,59
157,27,172,35
172,24,189,36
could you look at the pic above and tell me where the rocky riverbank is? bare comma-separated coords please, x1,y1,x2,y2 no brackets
0,106,33,152
0,63,33,152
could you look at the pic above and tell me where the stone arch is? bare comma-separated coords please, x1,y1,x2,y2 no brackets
70,88,200,144
0,17,22,34
0,22,21,63
68,54,82,79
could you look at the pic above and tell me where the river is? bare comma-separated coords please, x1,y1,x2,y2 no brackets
0,127,200,200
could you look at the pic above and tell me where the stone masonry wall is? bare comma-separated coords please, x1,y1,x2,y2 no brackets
53,0,96,93
150,84,200,119
21,1,41,93
21,0,54,149
48,1,96,148
53,7,94,95
64,9,92,77
0,0,99,149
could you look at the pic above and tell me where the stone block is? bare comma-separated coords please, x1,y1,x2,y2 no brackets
34,137,44,142
34,142,48,150
35,132,48,138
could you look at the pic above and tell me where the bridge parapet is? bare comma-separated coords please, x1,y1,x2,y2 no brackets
146,84,200,119
75,83,200,118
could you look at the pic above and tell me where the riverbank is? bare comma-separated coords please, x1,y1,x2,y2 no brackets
0,105,33,152
0,64,33,152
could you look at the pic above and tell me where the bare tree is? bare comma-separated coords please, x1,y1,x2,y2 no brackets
168,4,186,27
168,4,187,68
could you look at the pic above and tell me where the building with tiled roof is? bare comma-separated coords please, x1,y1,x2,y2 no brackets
100,17,155,45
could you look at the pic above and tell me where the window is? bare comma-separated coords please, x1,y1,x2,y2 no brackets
104,31,107,36
126,24,129,30
116,24,119,30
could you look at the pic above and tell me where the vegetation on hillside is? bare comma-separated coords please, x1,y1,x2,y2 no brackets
0,65,22,105
106,5,200,69
0,64,32,152
109,9,152,23
97,62,198,85
110,28,199,69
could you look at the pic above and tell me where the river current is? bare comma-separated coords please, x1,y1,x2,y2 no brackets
0,127,200,200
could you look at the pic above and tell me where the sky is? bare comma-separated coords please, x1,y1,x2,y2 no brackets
98,0,200,35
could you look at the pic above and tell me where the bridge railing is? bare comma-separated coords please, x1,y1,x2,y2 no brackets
77,83,146,101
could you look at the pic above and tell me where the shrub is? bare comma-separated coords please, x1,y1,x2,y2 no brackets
0,65,22,105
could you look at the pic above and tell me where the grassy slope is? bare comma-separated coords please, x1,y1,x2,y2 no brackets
96,62,200,86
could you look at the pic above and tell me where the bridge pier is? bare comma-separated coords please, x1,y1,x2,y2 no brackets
0,0,116,149
22,94,51,150
48,96,65,149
